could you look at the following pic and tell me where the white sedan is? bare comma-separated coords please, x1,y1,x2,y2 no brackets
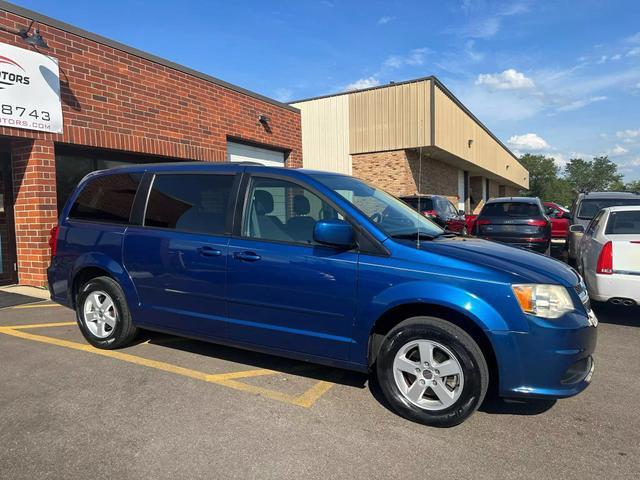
576,205,640,306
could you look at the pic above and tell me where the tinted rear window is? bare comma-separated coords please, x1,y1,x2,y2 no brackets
605,211,640,234
144,174,234,235
402,197,433,211
578,198,640,219
481,202,540,217
69,173,141,224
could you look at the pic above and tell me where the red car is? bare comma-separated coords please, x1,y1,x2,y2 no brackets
543,201,571,247
399,195,467,234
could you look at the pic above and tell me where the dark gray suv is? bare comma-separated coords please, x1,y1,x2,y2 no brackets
568,191,640,262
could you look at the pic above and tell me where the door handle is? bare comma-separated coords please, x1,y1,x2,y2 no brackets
234,251,262,262
198,246,222,257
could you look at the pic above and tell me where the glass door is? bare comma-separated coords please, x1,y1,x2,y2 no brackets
0,154,17,285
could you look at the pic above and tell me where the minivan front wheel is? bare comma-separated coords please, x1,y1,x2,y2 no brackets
376,316,488,427
76,276,138,349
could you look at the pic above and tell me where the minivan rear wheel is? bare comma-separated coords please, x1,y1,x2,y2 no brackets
376,316,488,427
76,276,138,349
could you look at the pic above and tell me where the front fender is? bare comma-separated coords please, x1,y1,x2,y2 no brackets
351,278,518,366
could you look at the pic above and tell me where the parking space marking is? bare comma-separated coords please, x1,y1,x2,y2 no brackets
9,303,63,309
0,321,336,408
8,322,77,329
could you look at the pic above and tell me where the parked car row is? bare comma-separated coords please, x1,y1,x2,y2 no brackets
400,190,640,309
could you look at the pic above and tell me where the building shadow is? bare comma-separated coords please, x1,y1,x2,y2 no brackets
592,302,639,327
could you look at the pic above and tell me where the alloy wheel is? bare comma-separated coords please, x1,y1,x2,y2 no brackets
392,339,464,411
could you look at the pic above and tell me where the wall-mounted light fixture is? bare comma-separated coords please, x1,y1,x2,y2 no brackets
0,19,49,48
258,114,270,125
468,139,474,148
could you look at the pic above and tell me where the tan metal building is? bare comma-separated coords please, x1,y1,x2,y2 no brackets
291,76,529,213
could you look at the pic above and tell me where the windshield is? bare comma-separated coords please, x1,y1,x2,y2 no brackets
401,197,434,212
578,198,640,220
314,175,444,238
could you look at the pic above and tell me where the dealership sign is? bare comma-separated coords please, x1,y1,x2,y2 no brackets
0,42,62,133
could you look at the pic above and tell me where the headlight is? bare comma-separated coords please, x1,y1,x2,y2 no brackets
512,284,574,319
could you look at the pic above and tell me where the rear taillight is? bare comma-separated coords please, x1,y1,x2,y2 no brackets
48,225,60,257
529,219,548,227
422,210,438,218
596,241,613,275
475,219,490,227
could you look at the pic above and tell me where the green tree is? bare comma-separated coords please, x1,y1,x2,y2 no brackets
564,156,623,192
519,153,560,198
624,179,640,192
518,153,573,205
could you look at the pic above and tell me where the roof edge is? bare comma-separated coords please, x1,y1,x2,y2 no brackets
0,0,299,113
290,75,522,165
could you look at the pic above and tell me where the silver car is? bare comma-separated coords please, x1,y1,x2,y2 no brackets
576,205,640,306
568,191,640,263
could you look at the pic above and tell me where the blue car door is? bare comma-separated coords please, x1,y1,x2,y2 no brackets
226,173,358,360
123,170,238,338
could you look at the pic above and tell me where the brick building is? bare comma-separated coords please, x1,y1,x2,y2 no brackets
291,78,529,213
0,2,301,287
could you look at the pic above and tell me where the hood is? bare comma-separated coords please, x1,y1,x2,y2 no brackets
416,236,579,286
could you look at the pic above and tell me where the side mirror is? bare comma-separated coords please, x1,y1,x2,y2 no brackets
313,219,355,248
569,224,585,233
458,210,465,216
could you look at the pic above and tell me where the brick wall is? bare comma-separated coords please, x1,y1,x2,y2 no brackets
10,138,57,286
0,8,302,286
352,149,459,198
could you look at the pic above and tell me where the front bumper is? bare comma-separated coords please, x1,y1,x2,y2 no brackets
490,309,597,399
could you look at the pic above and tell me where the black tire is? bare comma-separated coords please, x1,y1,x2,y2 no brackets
75,276,138,349
376,316,489,427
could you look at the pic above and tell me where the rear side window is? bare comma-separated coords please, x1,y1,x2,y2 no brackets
482,202,540,217
606,211,640,234
144,174,234,235
69,173,141,224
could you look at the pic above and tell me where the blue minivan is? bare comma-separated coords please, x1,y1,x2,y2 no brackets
48,163,597,427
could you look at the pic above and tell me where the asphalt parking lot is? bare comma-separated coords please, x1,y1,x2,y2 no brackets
1,301,639,480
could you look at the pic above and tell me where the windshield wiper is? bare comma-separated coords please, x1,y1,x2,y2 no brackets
391,231,440,241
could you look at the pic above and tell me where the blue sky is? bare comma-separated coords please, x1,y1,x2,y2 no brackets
15,0,640,180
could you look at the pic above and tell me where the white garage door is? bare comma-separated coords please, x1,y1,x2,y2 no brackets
227,141,285,167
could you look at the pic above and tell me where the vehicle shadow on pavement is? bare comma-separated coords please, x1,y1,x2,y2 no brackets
142,331,369,388
592,302,639,327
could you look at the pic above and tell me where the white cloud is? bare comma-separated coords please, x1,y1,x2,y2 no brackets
627,47,640,57
616,128,640,140
448,1,530,39
383,48,429,68
609,144,629,156
507,133,550,151
475,69,536,91
555,95,607,112
345,76,380,91
377,16,396,25
611,53,622,61
273,88,293,102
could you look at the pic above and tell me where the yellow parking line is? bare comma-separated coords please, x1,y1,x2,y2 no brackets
0,325,335,408
10,303,63,309
6,322,76,329
293,380,337,408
